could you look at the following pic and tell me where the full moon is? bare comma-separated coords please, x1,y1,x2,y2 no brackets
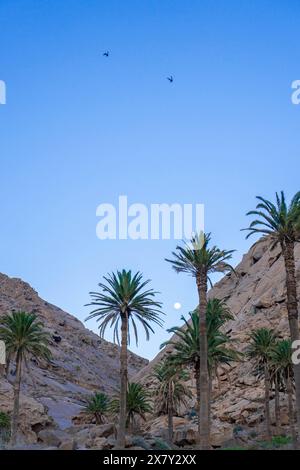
173,302,182,310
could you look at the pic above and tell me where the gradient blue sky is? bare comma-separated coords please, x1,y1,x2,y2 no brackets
0,0,299,359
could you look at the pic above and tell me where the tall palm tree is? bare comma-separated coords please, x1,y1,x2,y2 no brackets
166,234,235,449
246,328,278,440
85,270,163,447
84,392,110,424
153,360,192,444
110,382,152,432
162,299,239,438
0,311,51,445
243,191,300,437
271,339,296,447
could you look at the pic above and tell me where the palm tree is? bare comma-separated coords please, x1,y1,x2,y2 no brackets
246,328,278,440
0,411,10,446
166,233,235,449
243,191,300,437
85,270,163,447
162,299,239,438
0,311,51,445
269,361,282,433
153,360,192,443
110,382,152,432
84,392,110,424
271,339,296,447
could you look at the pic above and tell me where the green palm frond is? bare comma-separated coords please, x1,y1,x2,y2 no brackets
270,339,294,387
0,311,51,362
110,382,152,427
165,232,235,287
85,269,164,345
246,328,278,370
84,392,110,414
161,299,241,374
152,360,192,415
242,191,300,246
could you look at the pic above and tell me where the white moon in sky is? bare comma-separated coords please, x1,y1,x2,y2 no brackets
173,302,182,310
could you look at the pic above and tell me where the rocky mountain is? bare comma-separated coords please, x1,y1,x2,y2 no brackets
1,238,300,448
0,273,147,442
134,239,300,446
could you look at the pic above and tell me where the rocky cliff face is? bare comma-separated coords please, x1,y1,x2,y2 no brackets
1,238,300,448
0,273,148,442
134,239,300,446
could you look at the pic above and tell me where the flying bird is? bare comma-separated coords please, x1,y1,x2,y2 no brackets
103,51,109,57
167,76,174,83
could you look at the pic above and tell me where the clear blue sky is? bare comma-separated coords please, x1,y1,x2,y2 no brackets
0,0,299,359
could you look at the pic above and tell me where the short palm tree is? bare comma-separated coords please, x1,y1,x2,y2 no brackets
270,339,296,446
85,270,163,447
110,382,152,432
243,191,300,436
269,361,282,433
0,311,51,445
162,299,239,437
246,328,278,440
153,360,192,443
0,411,10,446
206,297,237,383
166,233,235,449
84,392,110,424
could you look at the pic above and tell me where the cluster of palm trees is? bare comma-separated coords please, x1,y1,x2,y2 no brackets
0,191,299,450
160,299,240,441
84,383,152,433
247,328,296,446
84,190,300,449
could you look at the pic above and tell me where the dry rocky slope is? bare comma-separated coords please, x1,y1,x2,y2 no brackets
0,273,147,443
1,238,300,448
134,239,300,446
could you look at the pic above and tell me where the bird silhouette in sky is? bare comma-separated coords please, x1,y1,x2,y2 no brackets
167,76,174,83
103,51,109,57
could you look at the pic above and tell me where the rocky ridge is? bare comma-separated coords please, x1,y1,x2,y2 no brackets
1,238,300,448
0,273,147,443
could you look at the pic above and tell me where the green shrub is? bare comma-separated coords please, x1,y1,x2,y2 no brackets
223,446,246,451
153,438,172,450
0,412,10,429
271,435,292,448
132,436,152,450
0,412,11,446
257,435,292,449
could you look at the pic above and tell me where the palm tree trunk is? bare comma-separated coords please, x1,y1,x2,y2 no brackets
5,354,11,380
167,384,173,444
264,363,271,440
194,361,201,438
286,373,297,449
11,353,22,446
208,374,212,436
118,314,128,448
274,375,281,434
282,240,300,441
196,272,210,450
